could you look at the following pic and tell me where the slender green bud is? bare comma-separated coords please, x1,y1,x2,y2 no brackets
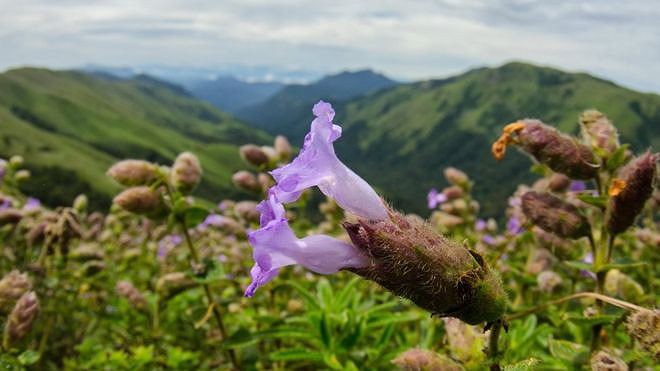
232,171,261,193
274,135,292,161
113,186,165,215
625,309,659,361
0,271,32,313
580,110,619,156
116,280,148,310
4,291,39,345
73,194,88,213
344,209,507,325
590,350,628,371
171,152,202,193
239,144,270,167
606,151,658,235
107,160,159,186
521,191,590,239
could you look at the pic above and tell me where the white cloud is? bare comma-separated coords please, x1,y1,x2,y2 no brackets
0,0,659,91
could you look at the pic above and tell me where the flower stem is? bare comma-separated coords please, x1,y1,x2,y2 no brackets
487,319,503,371
179,219,240,370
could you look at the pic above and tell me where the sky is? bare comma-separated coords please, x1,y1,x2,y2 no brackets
1,0,659,92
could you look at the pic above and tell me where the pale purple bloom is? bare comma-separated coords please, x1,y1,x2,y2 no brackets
157,234,183,259
270,101,387,221
506,216,523,235
580,252,596,280
218,254,228,263
0,199,10,210
218,200,231,211
203,213,225,227
427,188,448,209
23,197,41,210
475,219,487,232
244,192,369,297
508,197,521,207
569,181,587,192
482,234,496,245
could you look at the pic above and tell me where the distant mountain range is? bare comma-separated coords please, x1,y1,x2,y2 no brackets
0,68,269,209
2,63,657,217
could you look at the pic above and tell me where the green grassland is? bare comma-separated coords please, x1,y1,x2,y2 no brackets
0,68,270,209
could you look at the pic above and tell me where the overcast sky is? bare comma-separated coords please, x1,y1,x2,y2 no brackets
1,0,659,92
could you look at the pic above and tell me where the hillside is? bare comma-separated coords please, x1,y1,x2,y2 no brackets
188,76,284,114
237,69,397,141
0,68,270,209
333,62,660,217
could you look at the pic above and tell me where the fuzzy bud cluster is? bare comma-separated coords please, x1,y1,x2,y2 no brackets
171,152,202,193
0,271,32,312
605,151,658,235
274,135,292,161
392,348,462,371
232,170,261,193
113,186,165,216
580,110,620,156
116,281,148,310
4,291,39,345
521,191,590,239
344,209,507,325
625,309,659,361
444,167,470,188
240,144,270,167
493,120,599,179
107,160,159,186
590,350,628,371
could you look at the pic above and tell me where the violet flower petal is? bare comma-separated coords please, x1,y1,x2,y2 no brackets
270,101,387,221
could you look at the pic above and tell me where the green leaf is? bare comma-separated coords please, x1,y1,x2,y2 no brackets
256,328,316,341
567,314,618,326
366,312,420,329
269,349,323,362
336,277,360,308
548,339,589,363
222,328,259,349
597,260,648,272
191,258,226,284
576,194,607,208
184,206,209,228
606,144,630,172
318,312,332,349
18,350,40,366
503,358,540,371
287,282,320,310
564,260,593,272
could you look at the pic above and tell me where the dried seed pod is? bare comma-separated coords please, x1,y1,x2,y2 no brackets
0,271,32,312
4,291,39,344
239,144,270,167
493,120,599,179
171,152,202,193
274,135,292,161
107,160,159,186
590,350,628,371
231,171,261,193
0,208,22,226
580,110,619,156
344,209,507,325
521,191,590,239
606,151,658,235
113,186,165,216
625,309,659,361
116,281,148,310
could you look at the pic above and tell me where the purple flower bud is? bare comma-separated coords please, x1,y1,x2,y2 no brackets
24,197,41,211
481,234,496,246
475,219,487,232
606,151,658,235
521,191,591,239
506,216,523,235
270,101,387,221
569,180,587,192
244,192,369,297
427,188,448,209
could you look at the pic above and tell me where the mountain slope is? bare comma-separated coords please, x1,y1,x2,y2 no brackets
237,69,397,141
0,68,270,209
189,76,284,114
332,62,660,217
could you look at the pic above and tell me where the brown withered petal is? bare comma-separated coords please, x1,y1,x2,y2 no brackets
344,208,506,325
606,151,658,235
521,191,591,239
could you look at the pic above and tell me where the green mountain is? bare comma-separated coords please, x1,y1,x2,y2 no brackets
0,68,270,210
189,76,284,114
332,62,660,217
237,70,397,140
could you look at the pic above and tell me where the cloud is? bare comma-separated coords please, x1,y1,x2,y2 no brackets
0,0,659,91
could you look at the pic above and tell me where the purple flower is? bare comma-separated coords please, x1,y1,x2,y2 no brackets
506,216,523,235
427,188,448,209
569,181,587,192
475,218,487,232
270,101,387,221
0,199,10,210
23,197,41,210
580,252,597,280
482,234,496,245
157,234,183,259
202,213,225,227
244,190,369,297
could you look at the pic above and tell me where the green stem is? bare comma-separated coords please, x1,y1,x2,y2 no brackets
179,219,240,370
505,292,644,322
488,319,503,371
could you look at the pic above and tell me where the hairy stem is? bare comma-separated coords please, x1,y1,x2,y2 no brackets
488,319,503,371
